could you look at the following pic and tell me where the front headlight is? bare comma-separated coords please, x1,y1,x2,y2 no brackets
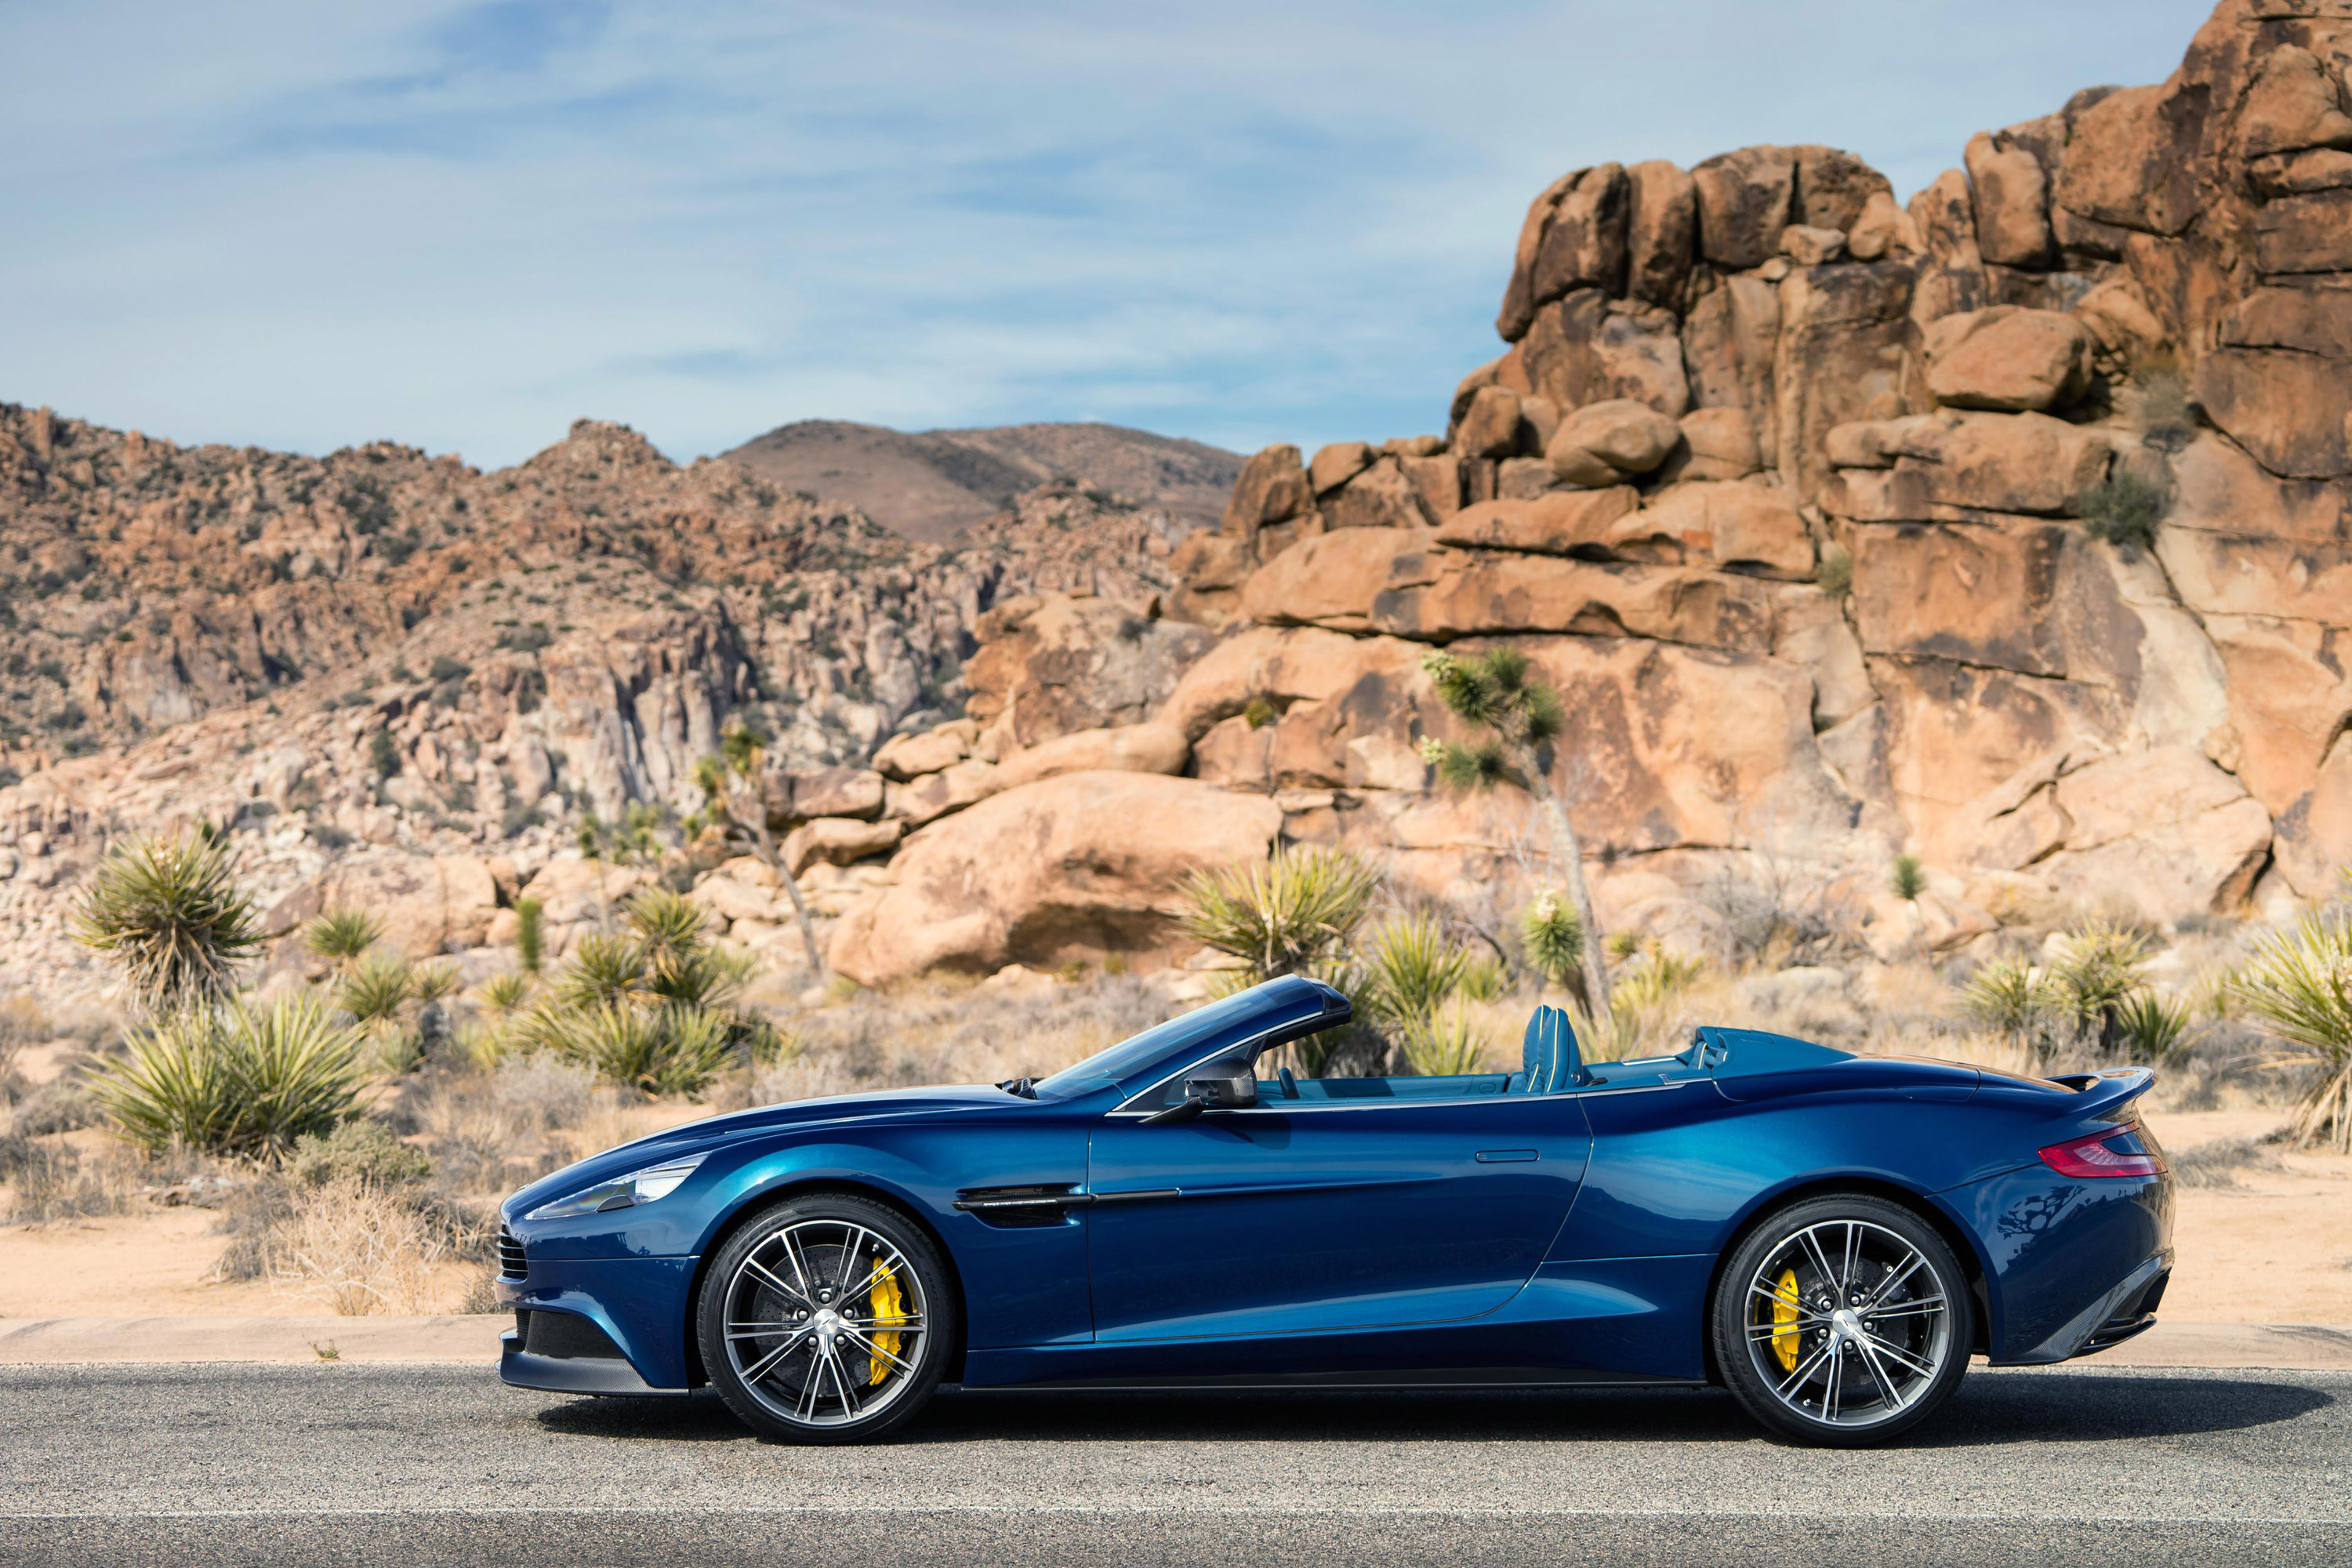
526,1152,707,1221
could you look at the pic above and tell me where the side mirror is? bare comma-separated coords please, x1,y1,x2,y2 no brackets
1138,1060,1258,1124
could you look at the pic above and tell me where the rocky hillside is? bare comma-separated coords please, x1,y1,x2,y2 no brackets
808,0,2352,985
0,411,1204,1000
5,0,2347,1007
721,420,1243,544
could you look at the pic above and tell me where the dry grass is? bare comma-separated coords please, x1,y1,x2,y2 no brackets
257,1173,462,1315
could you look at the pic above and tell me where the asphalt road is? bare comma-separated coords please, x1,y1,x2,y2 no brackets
0,1363,2346,1567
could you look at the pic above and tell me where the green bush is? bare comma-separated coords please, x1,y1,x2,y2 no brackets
338,953,415,1024
286,1118,431,1188
90,996,367,1160
69,830,264,1015
1181,846,1379,982
303,909,381,967
1520,891,1584,989
2228,906,2352,1152
1890,854,1926,902
2079,470,2168,550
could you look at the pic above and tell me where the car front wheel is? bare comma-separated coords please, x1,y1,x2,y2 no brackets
1711,1193,1973,1446
697,1192,955,1443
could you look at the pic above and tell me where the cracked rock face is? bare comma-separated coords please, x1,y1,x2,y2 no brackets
8,0,2351,998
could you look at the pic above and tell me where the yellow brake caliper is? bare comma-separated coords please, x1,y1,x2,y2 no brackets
866,1261,906,1387
1769,1268,1802,1373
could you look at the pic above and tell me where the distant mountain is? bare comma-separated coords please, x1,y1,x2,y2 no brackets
720,419,1243,544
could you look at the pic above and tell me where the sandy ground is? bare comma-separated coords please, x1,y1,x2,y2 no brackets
1,1106,2343,1324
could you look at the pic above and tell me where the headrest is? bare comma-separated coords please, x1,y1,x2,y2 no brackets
1518,1005,1584,1093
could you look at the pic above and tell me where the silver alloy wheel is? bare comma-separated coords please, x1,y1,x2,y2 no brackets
1741,1218,1951,1430
721,1218,929,1429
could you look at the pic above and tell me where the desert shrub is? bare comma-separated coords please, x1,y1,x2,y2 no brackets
539,1002,738,1097
1960,956,2064,1054
410,961,461,1004
1813,544,1853,596
1180,845,1379,982
1242,695,1278,730
514,897,546,973
488,1054,597,1131
1519,891,1584,989
477,971,532,1014
426,655,470,684
1395,999,1493,1076
2228,906,2352,1151
9,1076,100,1136
1360,911,1473,1029
2079,470,2168,551
89,995,366,1160
2111,989,2198,1065
303,909,381,967
68,829,263,1014
1890,854,1926,902
256,1174,462,1314
368,729,400,778
0,1136,140,1223
554,933,643,1010
2169,1134,2289,1190
286,1118,432,1189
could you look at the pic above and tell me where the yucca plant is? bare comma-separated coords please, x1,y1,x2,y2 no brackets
303,909,382,969
477,971,532,1015
553,1002,739,1097
338,953,416,1025
1890,854,1926,902
1521,891,1585,991
1961,957,2063,1054
1396,1000,1493,1077
68,830,263,1014
1180,845,1381,982
2228,906,2352,1152
2112,989,2198,1065
409,961,461,1005
1417,645,1610,1008
554,933,648,1011
90,996,366,1160
1360,911,1472,1030
2050,919,2154,1036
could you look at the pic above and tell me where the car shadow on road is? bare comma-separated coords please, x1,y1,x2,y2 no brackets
534,1370,2332,1448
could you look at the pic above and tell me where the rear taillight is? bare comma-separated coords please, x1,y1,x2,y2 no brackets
2039,1121,2167,1179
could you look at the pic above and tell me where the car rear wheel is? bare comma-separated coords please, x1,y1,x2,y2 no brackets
697,1192,956,1444
1711,1194,1973,1446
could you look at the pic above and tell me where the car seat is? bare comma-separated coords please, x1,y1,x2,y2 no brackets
1513,1004,1587,1092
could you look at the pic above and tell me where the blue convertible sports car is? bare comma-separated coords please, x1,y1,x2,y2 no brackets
496,975,2173,1446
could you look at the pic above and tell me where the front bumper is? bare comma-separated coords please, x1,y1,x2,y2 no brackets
494,1250,701,1391
499,1329,687,1396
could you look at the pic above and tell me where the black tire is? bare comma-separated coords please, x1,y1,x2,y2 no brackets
1711,1193,1973,1447
697,1192,956,1444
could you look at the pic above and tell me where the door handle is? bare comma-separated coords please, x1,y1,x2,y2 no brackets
1475,1149,1538,1163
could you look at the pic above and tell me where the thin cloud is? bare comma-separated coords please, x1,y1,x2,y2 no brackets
0,0,2216,468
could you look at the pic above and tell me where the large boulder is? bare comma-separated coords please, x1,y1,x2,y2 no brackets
266,853,503,960
1624,160,1697,308
1544,400,1682,487
1239,527,1444,630
827,773,1284,985
1692,147,1795,269
1963,131,2052,267
1518,290,1691,418
1531,164,1630,303
994,721,1190,791
1632,482,1816,579
1824,411,2112,518
1923,307,2095,412
1319,457,1436,530
782,816,902,877
1434,488,1641,557
963,593,1213,749
2037,749,2273,923
1221,445,1310,536
1376,554,1777,653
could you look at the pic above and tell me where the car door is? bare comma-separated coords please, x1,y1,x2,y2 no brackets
1084,1079,1592,1342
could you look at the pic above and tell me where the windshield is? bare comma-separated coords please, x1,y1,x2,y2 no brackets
1033,988,1277,1098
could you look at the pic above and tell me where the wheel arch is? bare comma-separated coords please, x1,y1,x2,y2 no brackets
1697,1174,1994,1385
680,1175,972,1388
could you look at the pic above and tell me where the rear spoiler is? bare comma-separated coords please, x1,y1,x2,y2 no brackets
2044,1066,2155,1124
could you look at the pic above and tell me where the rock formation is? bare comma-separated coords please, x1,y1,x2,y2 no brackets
831,0,2352,978
6,0,2350,1000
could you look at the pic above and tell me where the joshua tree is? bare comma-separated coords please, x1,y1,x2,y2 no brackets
1417,646,1610,1011
691,724,826,979
69,828,264,1015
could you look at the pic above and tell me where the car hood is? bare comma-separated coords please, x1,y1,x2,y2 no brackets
502,1081,1022,1221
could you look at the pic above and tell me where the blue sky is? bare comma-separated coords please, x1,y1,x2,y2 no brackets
0,1,2216,470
